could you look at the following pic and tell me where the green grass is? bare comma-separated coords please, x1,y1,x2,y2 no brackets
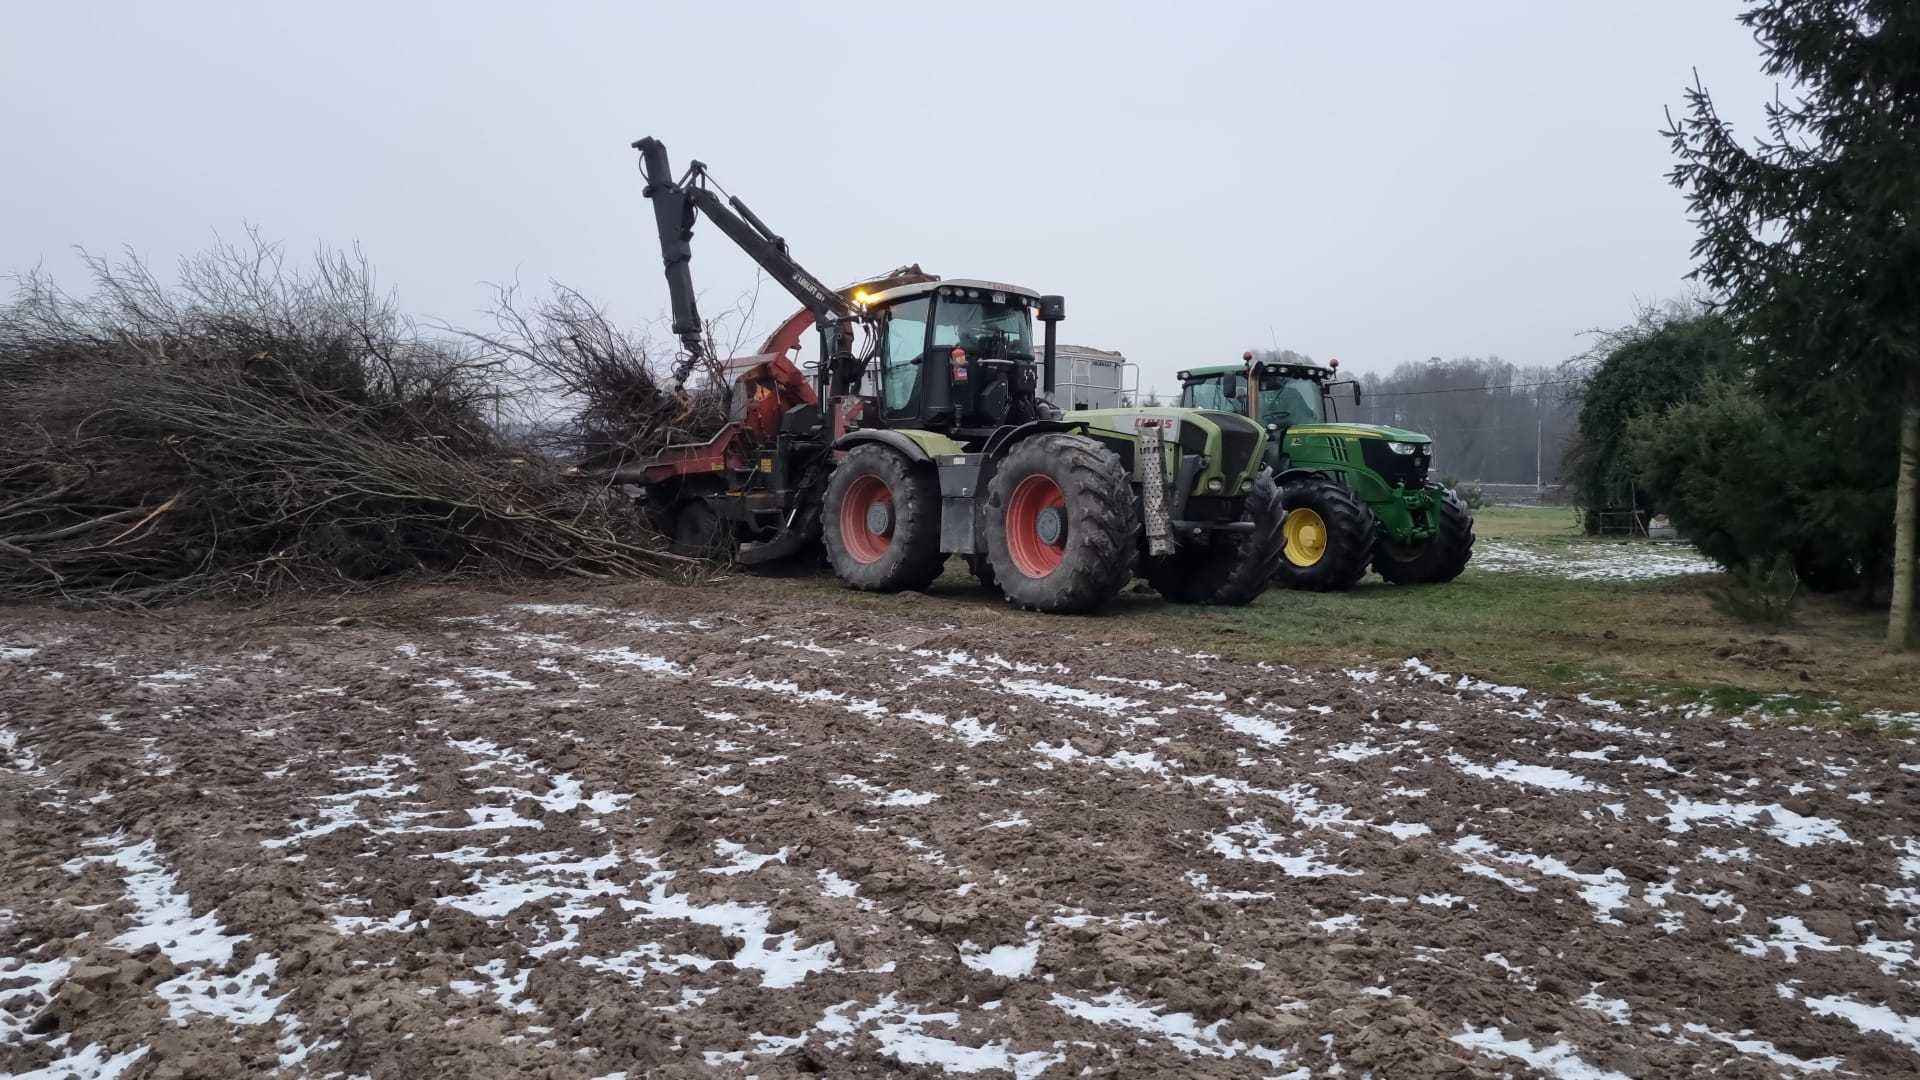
738,505,1919,722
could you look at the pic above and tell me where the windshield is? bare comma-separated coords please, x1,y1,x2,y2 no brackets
1258,375,1326,426
1180,375,1239,411
931,299,1032,358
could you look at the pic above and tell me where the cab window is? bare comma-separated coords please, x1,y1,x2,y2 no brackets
1181,375,1241,411
883,298,930,413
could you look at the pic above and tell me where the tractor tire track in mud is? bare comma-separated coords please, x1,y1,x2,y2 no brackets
2,581,1917,1077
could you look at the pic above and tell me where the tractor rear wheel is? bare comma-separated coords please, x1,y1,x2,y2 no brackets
1274,476,1374,591
1146,469,1288,605
1373,485,1475,584
985,433,1135,614
822,444,944,592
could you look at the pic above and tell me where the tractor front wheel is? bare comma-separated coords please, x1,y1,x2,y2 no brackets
985,433,1136,614
1273,476,1375,591
1373,485,1475,584
1146,469,1288,605
822,445,944,592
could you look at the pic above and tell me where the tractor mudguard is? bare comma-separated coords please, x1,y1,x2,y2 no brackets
832,428,966,464
981,419,1083,461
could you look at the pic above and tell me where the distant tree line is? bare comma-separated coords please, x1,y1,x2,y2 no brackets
1222,349,1575,486
1348,357,1573,486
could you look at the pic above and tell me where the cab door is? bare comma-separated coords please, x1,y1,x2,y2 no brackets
881,297,931,421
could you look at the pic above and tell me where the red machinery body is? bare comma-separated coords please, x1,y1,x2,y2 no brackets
622,266,933,485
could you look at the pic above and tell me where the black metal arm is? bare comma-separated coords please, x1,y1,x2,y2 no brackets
633,137,858,390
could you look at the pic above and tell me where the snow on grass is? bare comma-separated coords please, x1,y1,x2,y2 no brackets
1473,539,1719,581
959,938,1040,979
1448,754,1612,794
1048,989,1290,1067
1207,817,1359,878
1452,1026,1629,1080
1655,795,1851,847
1780,985,1920,1053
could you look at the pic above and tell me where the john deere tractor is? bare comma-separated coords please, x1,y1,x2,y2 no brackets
1178,353,1473,590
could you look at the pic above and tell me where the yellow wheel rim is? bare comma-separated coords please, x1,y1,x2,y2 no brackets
1283,508,1328,566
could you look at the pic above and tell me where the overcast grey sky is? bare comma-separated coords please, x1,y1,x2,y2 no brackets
1,2,1777,391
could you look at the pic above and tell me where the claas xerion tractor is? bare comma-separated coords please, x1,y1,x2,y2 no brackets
1178,352,1474,590
598,138,1287,614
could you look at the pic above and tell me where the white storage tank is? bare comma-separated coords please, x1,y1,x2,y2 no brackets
1052,345,1131,411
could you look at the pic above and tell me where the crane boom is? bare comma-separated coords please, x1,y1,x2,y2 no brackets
632,137,858,390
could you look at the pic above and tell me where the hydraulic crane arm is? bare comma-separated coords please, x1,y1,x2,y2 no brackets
633,137,858,390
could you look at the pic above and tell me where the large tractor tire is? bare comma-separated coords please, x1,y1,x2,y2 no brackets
1274,475,1374,591
984,433,1136,614
1146,469,1288,605
1373,485,1475,585
822,444,945,592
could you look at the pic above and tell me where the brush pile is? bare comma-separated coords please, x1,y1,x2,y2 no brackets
466,283,731,474
0,237,690,607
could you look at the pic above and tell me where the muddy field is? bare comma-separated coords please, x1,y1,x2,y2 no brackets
3,579,1918,1079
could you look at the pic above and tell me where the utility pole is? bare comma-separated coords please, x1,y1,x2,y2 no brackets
1535,400,1543,496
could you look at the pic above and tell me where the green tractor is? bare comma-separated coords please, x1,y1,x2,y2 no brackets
1177,352,1474,590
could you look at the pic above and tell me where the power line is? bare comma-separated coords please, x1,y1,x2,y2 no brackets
1364,377,1581,398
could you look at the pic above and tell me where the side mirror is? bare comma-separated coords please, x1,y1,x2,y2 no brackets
1352,385,1363,407
1038,295,1066,322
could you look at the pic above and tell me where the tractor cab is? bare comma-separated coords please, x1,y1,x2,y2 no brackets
860,279,1053,434
1179,361,1336,435
1179,353,1435,491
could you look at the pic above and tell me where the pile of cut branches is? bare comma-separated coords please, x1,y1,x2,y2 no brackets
466,282,731,473
0,235,690,608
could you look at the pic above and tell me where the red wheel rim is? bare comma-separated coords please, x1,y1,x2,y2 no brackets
1006,473,1067,577
838,474,893,564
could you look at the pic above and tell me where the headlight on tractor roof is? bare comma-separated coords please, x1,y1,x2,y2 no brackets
1386,441,1420,455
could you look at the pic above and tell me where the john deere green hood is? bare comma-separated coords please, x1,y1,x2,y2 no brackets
1286,422,1430,444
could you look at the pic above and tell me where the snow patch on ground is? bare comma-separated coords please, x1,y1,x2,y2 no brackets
1474,539,1719,581
1452,1026,1629,1079
1656,795,1851,847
